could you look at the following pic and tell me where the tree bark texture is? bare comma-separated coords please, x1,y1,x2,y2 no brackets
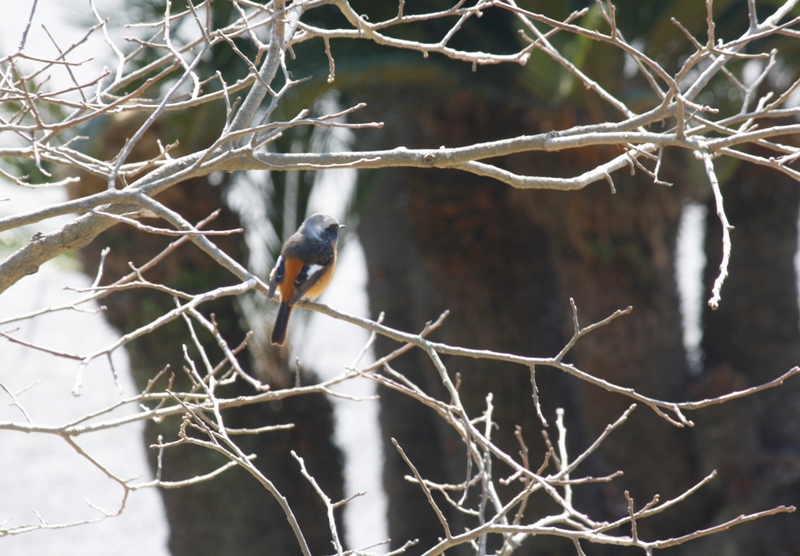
693,158,800,556
354,85,694,553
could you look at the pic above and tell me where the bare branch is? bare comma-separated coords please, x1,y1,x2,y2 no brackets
393,438,453,541
702,152,732,309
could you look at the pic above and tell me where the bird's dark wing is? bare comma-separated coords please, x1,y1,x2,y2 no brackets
267,255,285,300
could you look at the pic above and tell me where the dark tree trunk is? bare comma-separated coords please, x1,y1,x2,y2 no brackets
514,169,706,541
70,115,344,555
360,171,577,555
694,161,800,555
357,92,579,554
356,91,704,554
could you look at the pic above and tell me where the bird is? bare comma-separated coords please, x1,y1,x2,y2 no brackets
267,213,345,345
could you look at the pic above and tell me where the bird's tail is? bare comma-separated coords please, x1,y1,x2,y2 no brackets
270,302,293,345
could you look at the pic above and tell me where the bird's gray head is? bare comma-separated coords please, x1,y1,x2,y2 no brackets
301,213,345,244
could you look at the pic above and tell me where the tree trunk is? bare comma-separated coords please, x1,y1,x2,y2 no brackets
356,91,703,553
514,165,705,541
694,160,800,555
70,115,344,555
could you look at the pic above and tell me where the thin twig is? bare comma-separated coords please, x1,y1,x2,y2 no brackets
392,438,453,540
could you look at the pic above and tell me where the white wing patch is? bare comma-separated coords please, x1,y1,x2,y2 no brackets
293,262,325,289
305,264,324,279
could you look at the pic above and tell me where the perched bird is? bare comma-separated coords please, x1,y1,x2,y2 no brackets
267,213,345,345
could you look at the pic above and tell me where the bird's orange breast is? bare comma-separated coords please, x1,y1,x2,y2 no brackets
278,257,303,302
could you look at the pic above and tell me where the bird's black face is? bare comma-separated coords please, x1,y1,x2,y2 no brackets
323,222,343,243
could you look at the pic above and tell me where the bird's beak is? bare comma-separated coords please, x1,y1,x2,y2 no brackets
339,224,347,229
